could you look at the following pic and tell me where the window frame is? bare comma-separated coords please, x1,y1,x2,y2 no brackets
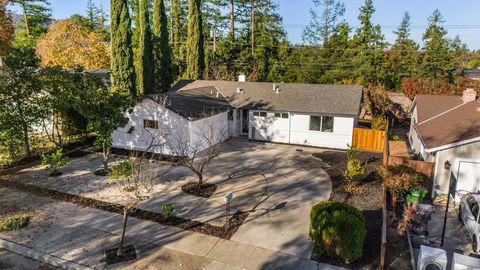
309,115,334,132
143,119,159,129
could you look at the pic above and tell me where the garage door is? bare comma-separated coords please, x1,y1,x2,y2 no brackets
456,161,480,196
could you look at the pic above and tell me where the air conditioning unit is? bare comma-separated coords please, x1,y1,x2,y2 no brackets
452,252,480,270
417,245,448,270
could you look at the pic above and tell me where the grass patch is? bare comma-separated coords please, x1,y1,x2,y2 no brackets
0,216,30,231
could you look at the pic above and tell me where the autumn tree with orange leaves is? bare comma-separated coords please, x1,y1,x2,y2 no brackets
0,0,14,56
36,18,110,69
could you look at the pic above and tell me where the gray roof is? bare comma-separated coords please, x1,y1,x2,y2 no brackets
148,86,232,120
171,80,363,116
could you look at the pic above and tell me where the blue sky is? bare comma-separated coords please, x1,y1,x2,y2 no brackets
8,0,480,49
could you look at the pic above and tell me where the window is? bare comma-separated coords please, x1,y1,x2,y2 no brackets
321,116,334,132
274,113,281,118
282,113,289,119
309,115,334,132
275,112,289,119
228,110,234,121
253,112,260,116
259,112,267,117
143,119,158,129
309,116,321,131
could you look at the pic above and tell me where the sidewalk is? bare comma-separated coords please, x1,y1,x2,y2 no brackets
0,188,345,270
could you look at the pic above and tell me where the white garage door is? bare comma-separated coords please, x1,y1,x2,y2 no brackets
456,161,480,195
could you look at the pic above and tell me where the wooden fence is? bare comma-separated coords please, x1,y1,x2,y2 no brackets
352,128,386,153
386,156,435,197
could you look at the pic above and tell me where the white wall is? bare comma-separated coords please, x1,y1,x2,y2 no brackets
112,99,189,155
408,106,435,162
289,113,354,150
249,110,354,150
433,141,480,196
189,111,229,154
227,110,241,137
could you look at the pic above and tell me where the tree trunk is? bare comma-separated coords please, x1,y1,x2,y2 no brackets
197,173,203,190
21,3,30,37
230,0,234,38
117,207,129,256
250,0,255,54
22,122,31,159
103,141,109,173
322,0,328,47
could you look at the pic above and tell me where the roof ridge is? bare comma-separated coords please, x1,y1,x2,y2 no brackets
417,102,470,126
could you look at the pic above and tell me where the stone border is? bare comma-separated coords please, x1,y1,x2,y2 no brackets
0,238,93,270
0,179,248,239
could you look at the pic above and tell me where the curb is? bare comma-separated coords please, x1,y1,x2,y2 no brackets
0,238,93,270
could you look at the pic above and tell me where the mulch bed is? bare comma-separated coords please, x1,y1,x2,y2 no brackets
105,245,137,265
181,182,217,198
312,150,383,269
93,169,110,176
0,179,248,240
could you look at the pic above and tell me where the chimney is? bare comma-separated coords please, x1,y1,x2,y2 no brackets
462,88,477,103
238,74,246,83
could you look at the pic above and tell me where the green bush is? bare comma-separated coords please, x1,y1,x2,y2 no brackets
310,202,366,264
346,144,358,161
162,204,174,219
41,149,69,175
371,117,387,131
0,216,30,231
406,187,428,205
344,159,365,182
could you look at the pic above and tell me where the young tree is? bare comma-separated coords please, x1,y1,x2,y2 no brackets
153,0,174,92
302,0,345,46
351,0,387,84
389,12,419,90
36,19,110,69
110,0,137,101
186,0,205,79
137,0,154,95
420,9,453,80
74,75,129,174
0,1,14,56
107,135,171,257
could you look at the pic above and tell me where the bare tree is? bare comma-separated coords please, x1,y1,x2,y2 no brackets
165,112,228,191
107,131,171,257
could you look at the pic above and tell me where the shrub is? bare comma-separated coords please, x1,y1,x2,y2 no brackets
41,149,69,175
162,204,174,219
406,187,428,205
344,159,365,182
346,144,358,161
310,201,366,264
371,117,387,131
0,216,30,231
378,165,422,198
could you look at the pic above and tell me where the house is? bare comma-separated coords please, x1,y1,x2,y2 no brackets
112,79,363,155
408,89,480,199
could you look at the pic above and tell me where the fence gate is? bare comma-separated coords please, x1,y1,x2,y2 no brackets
352,128,386,153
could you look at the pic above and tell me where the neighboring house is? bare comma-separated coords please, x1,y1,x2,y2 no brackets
112,79,363,155
408,89,480,199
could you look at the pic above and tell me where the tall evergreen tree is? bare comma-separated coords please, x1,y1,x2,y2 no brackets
389,12,418,90
13,0,51,39
420,9,453,80
137,0,155,95
321,22,353,83
302,0,345,46
170,0,187,77
110,0,137,101
351,0,387,84
153,0,174,91
186,0,205,79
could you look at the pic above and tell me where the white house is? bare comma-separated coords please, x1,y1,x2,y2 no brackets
408,89,480,200
112,79,363,156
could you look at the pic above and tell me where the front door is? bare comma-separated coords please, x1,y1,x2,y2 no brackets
242,109,249,134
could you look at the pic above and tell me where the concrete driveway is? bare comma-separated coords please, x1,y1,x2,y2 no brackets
9,137,332,260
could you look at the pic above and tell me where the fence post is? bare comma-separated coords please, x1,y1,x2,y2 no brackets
383,121,389,165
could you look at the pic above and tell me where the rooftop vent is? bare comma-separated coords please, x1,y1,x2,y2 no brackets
238,74,246,83
272,84,277,91
462,88,477,103
216,91,221,98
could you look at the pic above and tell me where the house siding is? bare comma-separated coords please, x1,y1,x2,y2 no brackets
433,141,480,196
189,111,229,153
112,99,190,155
249,110,354,150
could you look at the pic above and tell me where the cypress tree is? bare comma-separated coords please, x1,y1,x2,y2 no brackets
137,0,155,95
171,0,187,77
110,0,137,101
186,0,205,80
153,0,174,92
